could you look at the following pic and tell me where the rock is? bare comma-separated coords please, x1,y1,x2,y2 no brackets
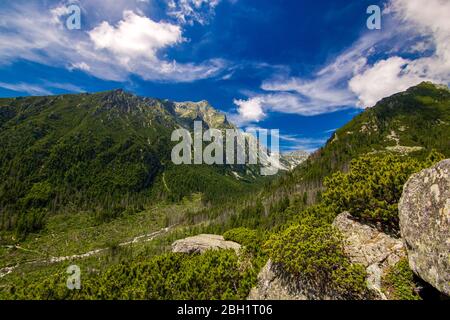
171,234,241,254
247,260,308,300
399,159,450,296
249,213,405,300
248,259,346,300
333,212,406,299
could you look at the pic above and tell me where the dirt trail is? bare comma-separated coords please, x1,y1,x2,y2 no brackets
0,225,174,278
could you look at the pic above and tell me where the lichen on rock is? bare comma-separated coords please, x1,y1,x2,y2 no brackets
399,159,450,296
332,212,406,299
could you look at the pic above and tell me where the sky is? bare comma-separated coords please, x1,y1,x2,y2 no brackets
0,0,449,152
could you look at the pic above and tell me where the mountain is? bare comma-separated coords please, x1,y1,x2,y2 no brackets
279,150,309,170
1,83,449,301
269,82,450,199
0,90,272,226
171,100,233,129
171,100,309,176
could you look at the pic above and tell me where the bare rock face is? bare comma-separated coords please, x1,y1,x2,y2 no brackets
171,234,241,254
333,212,406,299
399,159,450,296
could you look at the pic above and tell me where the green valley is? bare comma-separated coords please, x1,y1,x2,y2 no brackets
0,82,449,300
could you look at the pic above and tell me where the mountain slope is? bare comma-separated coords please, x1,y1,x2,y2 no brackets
0,90,262,228
279,151,309,170
267,82,450,199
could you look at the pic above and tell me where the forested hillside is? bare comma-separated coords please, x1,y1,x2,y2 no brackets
0,90,263,236
267,82,450,200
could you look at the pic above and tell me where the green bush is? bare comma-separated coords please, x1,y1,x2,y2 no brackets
223,227,258,249
223,227,267,271
322,152,444,229
382,258,421,300
331,264,369,299
265,219,345,279
15,208,47,238
2,250,258,300
264,213,368,298
21,182,53,208
289,203,336,226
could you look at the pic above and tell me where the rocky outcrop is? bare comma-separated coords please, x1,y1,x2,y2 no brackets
248,259,342,300
171,234,241,254
399,159,450,296
247,260,308,300
248,213,406,300
333,212,406,299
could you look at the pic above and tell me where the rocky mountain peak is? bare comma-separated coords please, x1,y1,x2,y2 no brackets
99,89,143,113
173,100,232,129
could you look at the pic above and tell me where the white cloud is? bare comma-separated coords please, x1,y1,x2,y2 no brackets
167,0,221,25
243,126,325,152
230,0,450,123
232,97,266,123
0,82,53,96
228,31,387,124
0,2,226,83
349,57,425,108
69,62,91,72
0,81,84,96
89,11,183,63
349,0,450,107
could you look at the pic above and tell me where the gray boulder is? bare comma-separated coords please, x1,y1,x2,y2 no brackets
248,212,405,300
247,260,308,300
399,159,450,296
333,212,406,299
171,234,241,254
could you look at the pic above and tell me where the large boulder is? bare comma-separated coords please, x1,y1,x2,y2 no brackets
249,212,405,300
333,212,406,299
399,159,450,296
247,260,308,300
171,234,241,254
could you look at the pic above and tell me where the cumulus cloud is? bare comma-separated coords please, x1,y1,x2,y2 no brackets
349,0,450,107
349,57,426,108
0,1,226,83
228,31,387,124
230,89,355,126
232,97,266,123
89,11,183,62
228,36,377,125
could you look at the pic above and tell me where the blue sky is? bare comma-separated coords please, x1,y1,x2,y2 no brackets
0,0,449,152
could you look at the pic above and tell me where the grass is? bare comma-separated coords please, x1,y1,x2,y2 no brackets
0,195,209,296
0,194,204,269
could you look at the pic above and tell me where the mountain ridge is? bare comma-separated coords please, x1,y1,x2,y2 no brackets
0,89,308,232
265,81,450,202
